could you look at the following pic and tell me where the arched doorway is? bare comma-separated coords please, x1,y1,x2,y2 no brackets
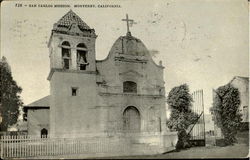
123,106,141,132
41,128,48,138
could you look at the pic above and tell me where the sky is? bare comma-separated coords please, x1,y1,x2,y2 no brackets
1,0,249,114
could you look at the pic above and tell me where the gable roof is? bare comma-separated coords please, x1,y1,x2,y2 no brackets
24,95,50,108
229,76,249,84
54,10,92,32
235,76,249,81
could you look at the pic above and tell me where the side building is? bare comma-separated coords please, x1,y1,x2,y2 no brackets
23,96,50,137
213,76,249,139
229,76,249,124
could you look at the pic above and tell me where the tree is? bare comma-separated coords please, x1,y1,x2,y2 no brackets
166,84,199,150
0,56,23,131
210,84,241,145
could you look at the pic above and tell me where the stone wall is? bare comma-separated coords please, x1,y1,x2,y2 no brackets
97,94,165,132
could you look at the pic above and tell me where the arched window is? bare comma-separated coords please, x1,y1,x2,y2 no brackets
123,81,137,93
77,43,88,70
41,128,48,138
61,41,71,69
123,106,141,132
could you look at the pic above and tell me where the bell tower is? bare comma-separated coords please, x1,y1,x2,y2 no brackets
47,10,98,137
48,9,97,72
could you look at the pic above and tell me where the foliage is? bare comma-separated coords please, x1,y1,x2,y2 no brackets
167,84,199,150
0,56,23,131
210,84,241,145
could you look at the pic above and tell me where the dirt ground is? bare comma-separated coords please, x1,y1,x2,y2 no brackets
31,131,249,159
98,131,249,159
99,143,248,159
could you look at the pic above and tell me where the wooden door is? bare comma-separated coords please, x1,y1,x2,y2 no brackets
123,106,140,132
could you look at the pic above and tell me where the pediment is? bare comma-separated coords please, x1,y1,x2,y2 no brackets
69,23,83,34
119,70,143,77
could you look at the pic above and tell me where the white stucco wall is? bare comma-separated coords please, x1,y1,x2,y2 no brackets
27,108,49,136
230,77,249,122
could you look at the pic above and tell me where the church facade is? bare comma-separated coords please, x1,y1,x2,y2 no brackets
23,10,177,154
47,10,168,137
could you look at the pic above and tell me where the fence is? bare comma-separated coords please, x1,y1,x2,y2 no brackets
0,133,163,158
190,90,205,146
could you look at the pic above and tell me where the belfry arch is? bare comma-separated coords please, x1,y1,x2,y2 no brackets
61,41,71,69
76,43,88,70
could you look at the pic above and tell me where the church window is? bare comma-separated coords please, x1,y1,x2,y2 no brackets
72,87,78,96
123,81,137,93
77,43,88,70
41,128,48,138
61,41,71,69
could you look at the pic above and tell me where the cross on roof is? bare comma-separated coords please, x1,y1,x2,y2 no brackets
122,14,134,34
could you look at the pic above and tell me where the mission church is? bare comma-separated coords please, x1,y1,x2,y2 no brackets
23,11,177,150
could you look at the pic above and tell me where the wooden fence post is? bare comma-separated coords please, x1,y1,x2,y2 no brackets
0,136,3,158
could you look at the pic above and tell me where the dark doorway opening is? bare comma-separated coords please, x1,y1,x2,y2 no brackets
41,128,48,138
